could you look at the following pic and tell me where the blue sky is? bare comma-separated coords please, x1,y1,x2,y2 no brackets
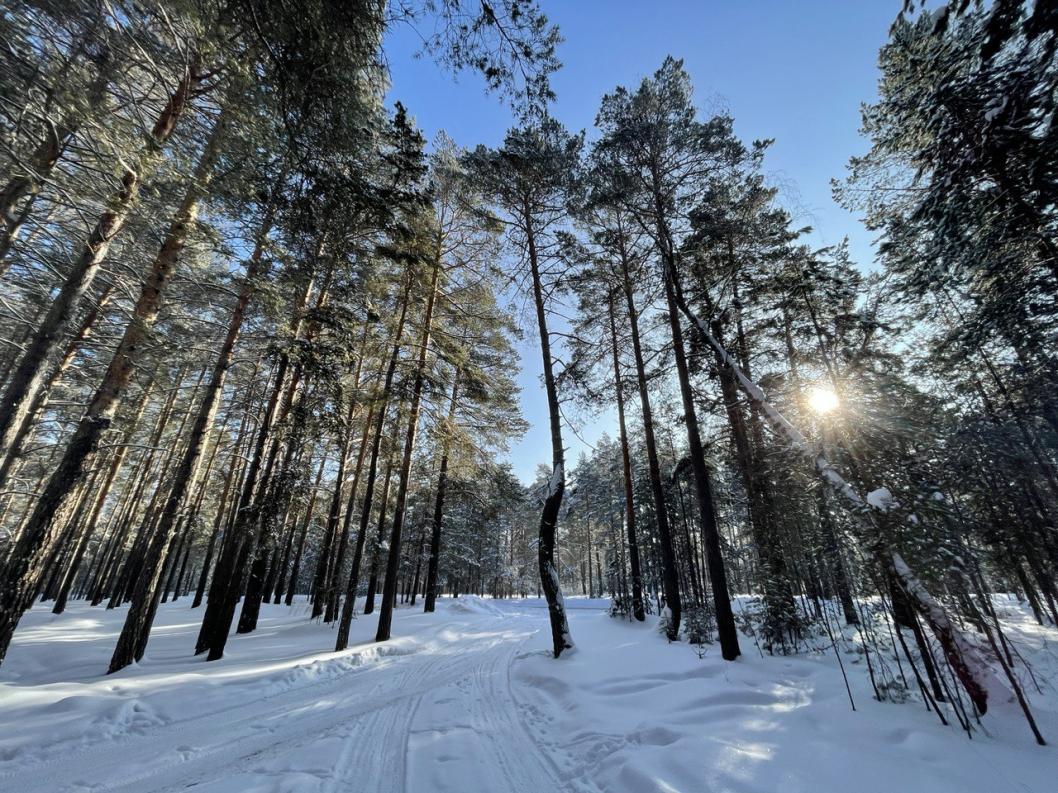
384,1,899,483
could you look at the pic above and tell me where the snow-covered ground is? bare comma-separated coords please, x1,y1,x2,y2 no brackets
1,595,1055,792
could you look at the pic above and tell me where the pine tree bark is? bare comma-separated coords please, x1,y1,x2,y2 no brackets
276,454,326,604
606,291,645,621
238,400,308,634
616,242,685,643
0,56,200,486
49,108,224,670
51,381,153,614
364,451,398,616
0,57,112,272
661,265,739,658
424,372,460,613
524,205,572,657
0,95,220,662
711,314,796,647
335,273,412,652
312,381,362,620
197,269,316,660
325,400,377,619
0,281,115,491
375,257,441,642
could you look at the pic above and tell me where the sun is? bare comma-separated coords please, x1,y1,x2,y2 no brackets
807,387,839,414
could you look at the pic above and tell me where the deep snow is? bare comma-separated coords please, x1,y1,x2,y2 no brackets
0,595,1055,792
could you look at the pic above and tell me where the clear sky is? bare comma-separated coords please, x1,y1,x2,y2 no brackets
383,1,899,483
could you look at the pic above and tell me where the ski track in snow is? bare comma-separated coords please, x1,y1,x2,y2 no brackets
2,596,1055,793
0,604,574,793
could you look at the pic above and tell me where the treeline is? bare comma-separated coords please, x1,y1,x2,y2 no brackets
0,0,1055,746
429,0,1055,743
0,0,553,672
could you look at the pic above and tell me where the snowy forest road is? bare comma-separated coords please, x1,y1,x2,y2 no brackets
0,602,575,793
3,597,1056,793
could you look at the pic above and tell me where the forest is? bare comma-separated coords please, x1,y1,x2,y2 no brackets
0,1,1056,791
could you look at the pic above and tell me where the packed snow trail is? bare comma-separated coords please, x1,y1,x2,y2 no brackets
0,599,576,793
1,596,1055,792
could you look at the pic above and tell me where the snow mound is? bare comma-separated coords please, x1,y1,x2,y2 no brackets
511,604,1057,793
867,486,897,511
444,596,504,616
1,596,1055,793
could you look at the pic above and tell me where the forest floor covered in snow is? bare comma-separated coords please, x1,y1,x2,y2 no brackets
1,595,1056,793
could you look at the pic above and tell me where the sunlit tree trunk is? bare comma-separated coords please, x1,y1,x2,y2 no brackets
0,59,111,273
376,257,441,642
335,272,412,652
0,57,200,489
424,372,459,613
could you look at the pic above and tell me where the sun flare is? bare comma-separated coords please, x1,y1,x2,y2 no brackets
807,387,839,414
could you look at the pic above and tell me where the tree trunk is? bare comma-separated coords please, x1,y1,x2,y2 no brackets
51,381,152,614
525,205,572,658
376,257,441,643
711,313,796,648
0,281,116,491
672,271,1003,711
0,60,111,272
325,399,378,620
606,291,644,621
424,372,460,613
616,240,683,643
197,269,316,661
312,351,366,621
661,265,739,658
364,452,398,616
0,57,200,487
335,272,412,652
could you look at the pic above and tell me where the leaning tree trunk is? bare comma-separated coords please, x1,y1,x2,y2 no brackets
71,108,229,671
190,389,258,609
0,95,219,667
669,269,1006,714
525,208,572,658
0,56,200,483
0,281,115,491
197,270,316,660
0,60,111,273
51,380,153,614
